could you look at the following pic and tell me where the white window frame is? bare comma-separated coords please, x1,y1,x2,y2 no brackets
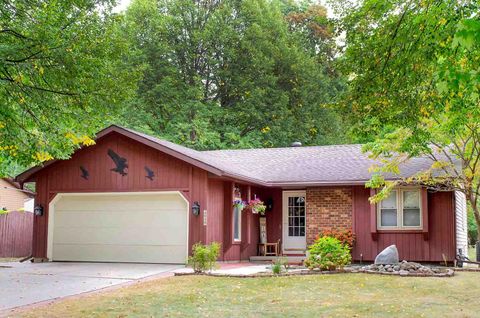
233,204,242,242
377,187,423,230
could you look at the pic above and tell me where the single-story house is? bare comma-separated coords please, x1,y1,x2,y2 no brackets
16,125,468,264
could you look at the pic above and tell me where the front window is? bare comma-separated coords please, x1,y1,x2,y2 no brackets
233,205,241,241
378,188,422,230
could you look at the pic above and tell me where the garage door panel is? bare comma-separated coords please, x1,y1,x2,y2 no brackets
53,226,187,246
54,194,186,211
55,209,186,228
53,244,187,263
51,193,188,264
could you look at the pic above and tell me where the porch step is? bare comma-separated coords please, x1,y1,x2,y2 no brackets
249,255,306,264
283,248,306,255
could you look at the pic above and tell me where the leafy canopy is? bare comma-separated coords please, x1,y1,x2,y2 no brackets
0,0,137,176
334,0,480,238
121,0,346,150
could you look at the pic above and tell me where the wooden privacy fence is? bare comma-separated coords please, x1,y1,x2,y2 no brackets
0,211,33,258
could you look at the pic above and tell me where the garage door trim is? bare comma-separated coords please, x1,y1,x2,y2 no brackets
47,191,189,263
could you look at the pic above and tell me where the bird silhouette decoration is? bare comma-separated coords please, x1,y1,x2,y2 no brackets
80,166,89,180
107,149,128,176
144,166,155,181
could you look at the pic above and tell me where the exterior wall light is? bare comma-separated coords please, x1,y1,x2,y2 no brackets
34,204,44,216
192,202,200,216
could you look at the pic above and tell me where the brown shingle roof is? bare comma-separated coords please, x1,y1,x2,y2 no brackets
204,145,436,186
121,126,436,186
16,125,437,186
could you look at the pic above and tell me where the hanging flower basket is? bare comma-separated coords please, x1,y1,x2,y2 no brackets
246,198,267,215
233,199,246,210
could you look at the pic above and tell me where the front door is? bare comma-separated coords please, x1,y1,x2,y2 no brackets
282,191,306,254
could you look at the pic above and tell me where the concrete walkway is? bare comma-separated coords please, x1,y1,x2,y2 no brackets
0,261,183,312
174,263,271,275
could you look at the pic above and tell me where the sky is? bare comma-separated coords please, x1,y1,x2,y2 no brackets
114,0,131,12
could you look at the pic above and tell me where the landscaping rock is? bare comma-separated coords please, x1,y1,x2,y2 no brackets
359,261,453,278
374,245,399,265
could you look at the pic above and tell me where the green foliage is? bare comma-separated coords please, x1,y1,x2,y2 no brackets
188,242,221,273
305,236,351,271
271,257,288,274
468,207,478,246
318,229,355,249
334,0,480,234
121,0,346,150
271,262,282,275
0,0,139,176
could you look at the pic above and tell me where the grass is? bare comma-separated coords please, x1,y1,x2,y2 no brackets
15,272,480,318
0,257,20,263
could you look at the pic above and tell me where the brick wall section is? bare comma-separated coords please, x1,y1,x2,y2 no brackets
306,187,353,245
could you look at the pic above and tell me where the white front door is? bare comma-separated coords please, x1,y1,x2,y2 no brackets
282,191,306,254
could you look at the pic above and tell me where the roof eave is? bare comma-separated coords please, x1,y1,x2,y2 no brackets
267,180,369,187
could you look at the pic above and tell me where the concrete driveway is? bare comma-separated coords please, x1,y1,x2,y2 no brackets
0,261,183,311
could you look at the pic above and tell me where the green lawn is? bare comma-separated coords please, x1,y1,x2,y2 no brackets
15,272,480,318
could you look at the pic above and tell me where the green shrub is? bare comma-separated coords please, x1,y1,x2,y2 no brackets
271,262,282,274
271,257,288,275
188,242,221,273
304,236,351,271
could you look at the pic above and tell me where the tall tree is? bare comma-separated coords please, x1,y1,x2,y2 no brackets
0,0,137,176
334,0,480,239
122,0,345,149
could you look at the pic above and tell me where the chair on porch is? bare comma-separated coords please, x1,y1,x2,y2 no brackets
258,239,281,257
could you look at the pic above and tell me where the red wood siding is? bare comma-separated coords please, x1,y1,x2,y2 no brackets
260,187,283,245
222,183,262,261
206,179,224,259
241,186,260,260
0,211,33,257
30,133,209,259
353,186,456,262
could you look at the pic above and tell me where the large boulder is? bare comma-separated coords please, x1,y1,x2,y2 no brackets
374,245,399,265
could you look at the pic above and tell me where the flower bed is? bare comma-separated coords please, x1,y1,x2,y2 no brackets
175,261,456,278
354,260,454,277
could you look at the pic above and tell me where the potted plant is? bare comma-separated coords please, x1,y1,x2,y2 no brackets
232,199,246,210
247,198,267,215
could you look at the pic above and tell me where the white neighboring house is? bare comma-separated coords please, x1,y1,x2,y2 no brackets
0,178,34,212
455,191,469,256
24,197,34,213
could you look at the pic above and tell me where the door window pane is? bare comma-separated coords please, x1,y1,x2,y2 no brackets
287,196,306,237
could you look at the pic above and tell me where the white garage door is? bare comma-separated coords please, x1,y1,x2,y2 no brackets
48,192,188,264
